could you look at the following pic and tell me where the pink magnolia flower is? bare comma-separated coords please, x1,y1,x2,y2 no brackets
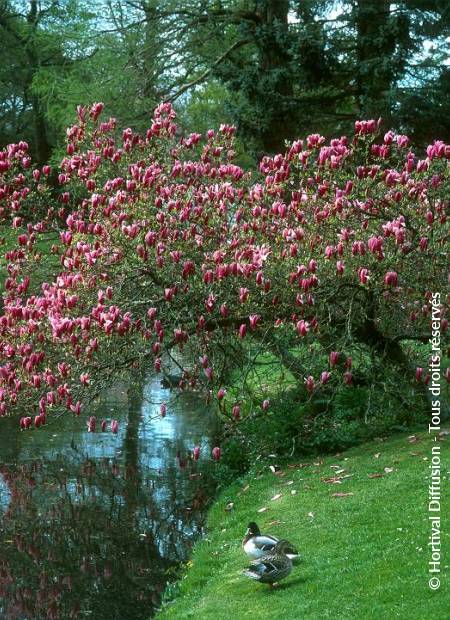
321,371,330,384
212,446,221,461
71,402,82,416
249,314,260,330
384,271,398,286
305,376,315,393
193,446,200,461
80,373,90,385
147,307,157,320
343,371,353,385
358,268,369,284
261,399,270,411
239,287,249,303
329,351,340,367
296,320,309,337
217,388,226,401
239,324,247,338
419,237,428,251
415,367,423,382
232,404,241,420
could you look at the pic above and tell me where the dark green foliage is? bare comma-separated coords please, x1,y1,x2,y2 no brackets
220,375,428,463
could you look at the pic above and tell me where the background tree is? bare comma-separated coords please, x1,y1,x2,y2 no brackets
1,1,449,162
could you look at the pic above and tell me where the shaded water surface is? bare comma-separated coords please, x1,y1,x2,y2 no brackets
0,374,219,619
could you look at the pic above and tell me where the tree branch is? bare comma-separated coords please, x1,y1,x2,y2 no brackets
164,38,251,103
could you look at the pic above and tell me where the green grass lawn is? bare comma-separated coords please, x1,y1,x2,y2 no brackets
157,430,449,620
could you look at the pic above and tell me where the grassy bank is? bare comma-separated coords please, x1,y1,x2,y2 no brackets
157,429,449,619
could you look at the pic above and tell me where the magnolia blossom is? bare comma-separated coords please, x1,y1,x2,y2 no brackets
232,404,241,420
384,271,398,286
217,388,226,401
0,102,446,441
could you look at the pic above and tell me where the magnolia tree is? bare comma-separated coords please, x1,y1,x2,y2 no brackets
0,103,448,431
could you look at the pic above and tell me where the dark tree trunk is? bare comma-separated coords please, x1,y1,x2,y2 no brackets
355,0,395,125
30,93,52,165
26,1,52,164
256,0,294,153
142,1,159,101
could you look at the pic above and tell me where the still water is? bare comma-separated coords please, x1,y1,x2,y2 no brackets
0,374,220,619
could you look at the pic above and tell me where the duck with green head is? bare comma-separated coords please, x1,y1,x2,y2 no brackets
242,521,299,560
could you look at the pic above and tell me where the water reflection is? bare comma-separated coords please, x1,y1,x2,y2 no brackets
0,373,219,619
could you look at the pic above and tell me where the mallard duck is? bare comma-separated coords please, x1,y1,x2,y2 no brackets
243,541,293,586
242,521,299,560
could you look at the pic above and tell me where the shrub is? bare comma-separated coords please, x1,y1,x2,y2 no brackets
0,105,448,447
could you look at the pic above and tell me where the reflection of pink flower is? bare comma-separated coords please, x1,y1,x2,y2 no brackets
160,403,167,417
111,420,119,434
193,446,200,461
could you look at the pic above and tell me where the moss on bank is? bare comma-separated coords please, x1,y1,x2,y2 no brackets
157,429,449,620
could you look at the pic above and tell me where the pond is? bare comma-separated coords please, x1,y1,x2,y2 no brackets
0,373,220,619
